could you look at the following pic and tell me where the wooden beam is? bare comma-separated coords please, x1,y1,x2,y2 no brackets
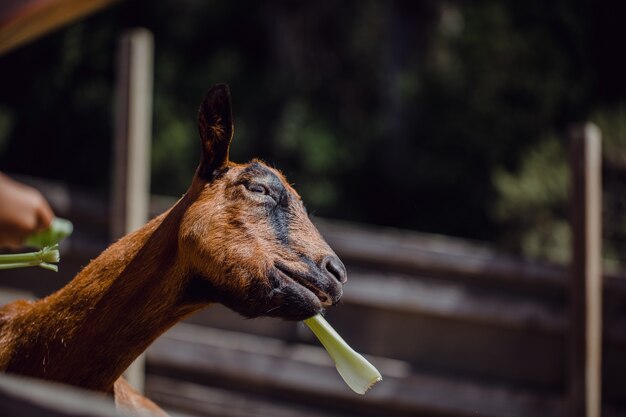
0,0,122,56
146,323,567,417
146,375,353,417
314,218,565,293
569,123,603,417
111,28,154,393
0,373,122,417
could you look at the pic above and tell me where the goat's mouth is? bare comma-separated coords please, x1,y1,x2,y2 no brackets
274,263,337,308
270,260,343,319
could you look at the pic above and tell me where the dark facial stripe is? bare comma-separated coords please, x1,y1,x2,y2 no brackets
242,161,273,178
242,161,292,245
270,204,291,245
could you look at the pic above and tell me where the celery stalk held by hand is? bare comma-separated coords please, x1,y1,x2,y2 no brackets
0,217,72,272
0,244,60,272
304,314,382,394
24,217,73,248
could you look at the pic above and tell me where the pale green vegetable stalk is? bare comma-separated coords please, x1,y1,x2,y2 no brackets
0,244,60,272
304,314,382,394
0,217,72,272
24,217,73,248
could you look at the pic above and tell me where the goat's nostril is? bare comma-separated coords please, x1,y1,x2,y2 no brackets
322,256,347,284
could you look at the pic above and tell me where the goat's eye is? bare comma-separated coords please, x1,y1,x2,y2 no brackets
247,183,268,195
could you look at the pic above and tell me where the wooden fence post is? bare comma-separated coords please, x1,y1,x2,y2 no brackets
111,28,154,393
569,123,602,417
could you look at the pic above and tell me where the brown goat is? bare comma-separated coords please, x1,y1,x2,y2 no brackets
0,84,347,415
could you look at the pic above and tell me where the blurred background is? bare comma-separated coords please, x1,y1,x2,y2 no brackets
1,0,626,416
4,0,626,264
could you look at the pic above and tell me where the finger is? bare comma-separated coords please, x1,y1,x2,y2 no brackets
0,224,28,248
35,201,55,231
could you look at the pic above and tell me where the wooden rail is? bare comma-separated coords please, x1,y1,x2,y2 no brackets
0,373,125,417
0,0,121,56
12,175,626,296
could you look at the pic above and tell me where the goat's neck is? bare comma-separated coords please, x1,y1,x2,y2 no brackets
4,186,206,391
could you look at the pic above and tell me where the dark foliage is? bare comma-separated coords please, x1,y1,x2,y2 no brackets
1,0,626,261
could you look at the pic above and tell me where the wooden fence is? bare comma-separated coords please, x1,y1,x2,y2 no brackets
1,140,625,416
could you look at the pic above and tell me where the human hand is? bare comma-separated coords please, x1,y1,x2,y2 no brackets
0,173,54,248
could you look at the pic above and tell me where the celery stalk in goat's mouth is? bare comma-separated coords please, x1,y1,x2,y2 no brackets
304,314,382,394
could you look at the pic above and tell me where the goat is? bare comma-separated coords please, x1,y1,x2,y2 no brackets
0,84,347,416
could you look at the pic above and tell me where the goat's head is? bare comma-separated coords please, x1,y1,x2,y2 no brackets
179,84,346,321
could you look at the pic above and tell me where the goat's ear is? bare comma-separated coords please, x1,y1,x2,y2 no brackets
197,84,234,180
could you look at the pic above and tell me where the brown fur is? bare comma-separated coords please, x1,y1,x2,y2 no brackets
0,85,346,415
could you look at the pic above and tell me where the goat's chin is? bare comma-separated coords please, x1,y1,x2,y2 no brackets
183,273,323,321
226,282,324,321
262,284,324,321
